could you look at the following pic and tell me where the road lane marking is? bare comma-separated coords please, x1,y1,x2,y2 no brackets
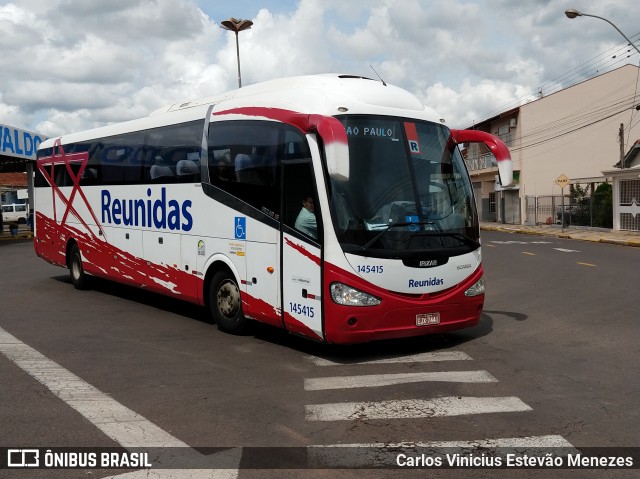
306,351,472,367
0,326,187,447
554,248,581,253
304,370,498,391
577,262,597,267
490,241,552,245
0,326,240,478
306,396,532,421
522,252,536,256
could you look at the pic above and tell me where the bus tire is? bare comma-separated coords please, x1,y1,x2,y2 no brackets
68,244,89,290
209,270,248,334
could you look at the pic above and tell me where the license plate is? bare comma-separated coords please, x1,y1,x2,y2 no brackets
416,312,440,326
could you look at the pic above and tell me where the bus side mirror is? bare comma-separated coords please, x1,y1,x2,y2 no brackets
450,129,513,187
308,115,350,181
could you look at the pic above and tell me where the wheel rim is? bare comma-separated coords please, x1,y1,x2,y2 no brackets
217,279,240,319
72,255,81,280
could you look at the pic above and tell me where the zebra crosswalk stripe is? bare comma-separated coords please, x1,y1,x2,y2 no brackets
304,370,497,391
306,350,472,366
307,435,575,468
306,396,532,421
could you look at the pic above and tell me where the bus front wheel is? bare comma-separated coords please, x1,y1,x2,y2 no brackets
68,244,89,290
209,270,248,334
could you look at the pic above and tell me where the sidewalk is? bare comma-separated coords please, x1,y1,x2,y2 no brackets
480,221,640,247
0,223,33,242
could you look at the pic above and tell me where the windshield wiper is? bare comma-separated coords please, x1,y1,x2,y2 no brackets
435,232,480,249
359,228,480,253
360,221,436,252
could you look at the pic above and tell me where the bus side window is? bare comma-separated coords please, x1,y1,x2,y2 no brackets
208,120,282,219
284,129,311,160
145,121,202,184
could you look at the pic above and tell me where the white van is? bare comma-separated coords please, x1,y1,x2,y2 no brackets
1,203,29,224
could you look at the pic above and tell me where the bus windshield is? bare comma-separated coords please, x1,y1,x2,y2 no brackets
329,115,478,258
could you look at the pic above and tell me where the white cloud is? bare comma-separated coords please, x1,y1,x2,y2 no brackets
1,0,639,137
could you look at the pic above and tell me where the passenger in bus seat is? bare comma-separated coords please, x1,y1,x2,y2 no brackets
214,160,234,182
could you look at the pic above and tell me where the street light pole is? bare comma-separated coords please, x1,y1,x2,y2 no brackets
564,9,640,55
566,9,640,171
220,17,253,88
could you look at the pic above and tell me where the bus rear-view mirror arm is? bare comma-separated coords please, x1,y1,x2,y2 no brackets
450,129,513,187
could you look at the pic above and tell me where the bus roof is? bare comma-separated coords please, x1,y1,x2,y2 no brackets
158,74,442,121
40,74,443,149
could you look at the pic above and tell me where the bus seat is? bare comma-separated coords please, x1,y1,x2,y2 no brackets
150,165,174,181
235,153,257,183
235,153,271,185
177,159,200,176
176,159,200,181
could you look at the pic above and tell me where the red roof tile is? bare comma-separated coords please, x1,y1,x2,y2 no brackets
0,172,28,187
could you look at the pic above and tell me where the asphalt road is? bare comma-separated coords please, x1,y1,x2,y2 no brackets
0,231,638,478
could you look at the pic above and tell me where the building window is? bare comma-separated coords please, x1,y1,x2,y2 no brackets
498,125,512,147
489,192,496,213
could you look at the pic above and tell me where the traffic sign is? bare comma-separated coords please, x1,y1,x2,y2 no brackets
555,174,570,189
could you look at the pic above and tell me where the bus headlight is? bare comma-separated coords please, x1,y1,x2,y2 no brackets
464,276,485,297
330,282,381,306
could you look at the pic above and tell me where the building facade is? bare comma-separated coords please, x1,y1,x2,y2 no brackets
464,64,640,230
0,123,46,225
602,140,640,231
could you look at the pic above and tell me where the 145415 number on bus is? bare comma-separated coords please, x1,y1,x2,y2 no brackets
289,303,315,318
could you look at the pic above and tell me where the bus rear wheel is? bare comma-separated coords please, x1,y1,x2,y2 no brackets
209,270,248,334
68,244,89,290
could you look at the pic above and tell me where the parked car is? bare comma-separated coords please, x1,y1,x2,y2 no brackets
1,203,28,224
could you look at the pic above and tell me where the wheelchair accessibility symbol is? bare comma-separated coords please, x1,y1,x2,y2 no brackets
406,215,420,232
234,217,246,240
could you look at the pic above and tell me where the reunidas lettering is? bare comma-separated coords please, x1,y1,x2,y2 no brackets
409,277,444,288
101,188,193,231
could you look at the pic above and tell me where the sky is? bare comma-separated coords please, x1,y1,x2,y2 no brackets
1,0,639,137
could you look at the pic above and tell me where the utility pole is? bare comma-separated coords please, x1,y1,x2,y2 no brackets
619,123,625,168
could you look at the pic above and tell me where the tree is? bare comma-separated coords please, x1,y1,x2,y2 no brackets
592,183,613,228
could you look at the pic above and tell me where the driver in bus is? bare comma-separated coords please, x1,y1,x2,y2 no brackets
294,195,317,239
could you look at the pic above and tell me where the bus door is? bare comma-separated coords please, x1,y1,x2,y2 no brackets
281,160,324,341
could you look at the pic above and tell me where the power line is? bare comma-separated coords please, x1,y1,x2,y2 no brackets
509,103,637,152
515,87,640,144
460,32,640,127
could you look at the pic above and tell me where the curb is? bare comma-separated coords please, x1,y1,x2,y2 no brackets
598,238,640,248
481,224,640,248
0,232,33,241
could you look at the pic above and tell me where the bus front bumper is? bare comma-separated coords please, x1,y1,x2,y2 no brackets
323,262,485,344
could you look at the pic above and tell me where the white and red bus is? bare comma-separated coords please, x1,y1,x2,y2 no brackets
34,74,512,344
